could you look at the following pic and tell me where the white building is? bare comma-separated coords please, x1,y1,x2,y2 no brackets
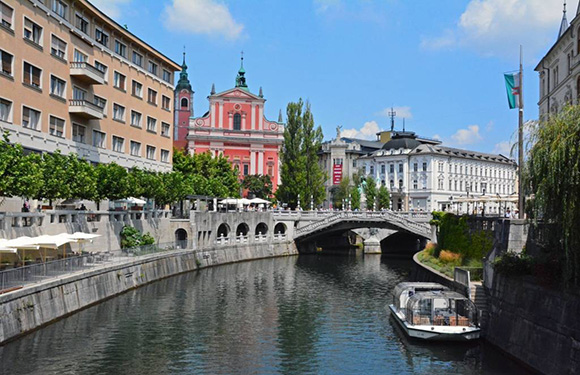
357,131,518,214
535,3,580,118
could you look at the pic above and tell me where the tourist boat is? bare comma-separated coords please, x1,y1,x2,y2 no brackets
388,282,481,341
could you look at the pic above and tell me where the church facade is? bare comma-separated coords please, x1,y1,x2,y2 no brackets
174,57,285,191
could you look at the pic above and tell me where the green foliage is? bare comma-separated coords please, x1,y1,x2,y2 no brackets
436,213,470,257
350,184,361,210
120,226,155,248
377,185,390,210
243,174,273,199
467,230,494,260
332,176,350,209
276,99,326,209
363,177,378,210
429,211,445,226
493,252,533,276
526,105,580,286
95,163,130,202
39,151,72,201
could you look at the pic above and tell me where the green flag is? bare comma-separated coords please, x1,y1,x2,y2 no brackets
504,72,522,109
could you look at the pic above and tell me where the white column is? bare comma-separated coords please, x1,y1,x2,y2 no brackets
259,106,263,130
218,102,223,128
251,105,256,130
258,152,264,174
242,113,247,130
210,103,215,128
250,151,256,174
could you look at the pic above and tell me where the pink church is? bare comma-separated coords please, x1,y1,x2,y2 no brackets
174,56,284,192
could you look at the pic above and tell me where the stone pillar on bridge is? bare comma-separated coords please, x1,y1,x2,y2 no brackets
363,235,381,254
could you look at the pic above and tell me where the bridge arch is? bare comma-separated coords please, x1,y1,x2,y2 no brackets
217,223,230,238
274,222,287,234
175,229,188,248
255,222,268,235
236,223,250,236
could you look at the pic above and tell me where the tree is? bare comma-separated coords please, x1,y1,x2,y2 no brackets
364,177,378,211
350,185,361,210
66,155,97,201
243,174,273,199
527,105,580,286
39,151,72,202
377,185,391,210
0,133,43,199
332,176,350,209
95,163,130,203
277,99,326,209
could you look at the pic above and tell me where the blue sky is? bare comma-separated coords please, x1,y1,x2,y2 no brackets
92,0,577,155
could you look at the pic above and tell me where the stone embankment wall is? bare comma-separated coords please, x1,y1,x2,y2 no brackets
485,274,580,375
410,252,468,295
0,241,298,345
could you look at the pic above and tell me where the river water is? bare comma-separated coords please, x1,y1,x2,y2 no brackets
0,255,531,375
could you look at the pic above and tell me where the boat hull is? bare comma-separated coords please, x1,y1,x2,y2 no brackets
388,304,480,341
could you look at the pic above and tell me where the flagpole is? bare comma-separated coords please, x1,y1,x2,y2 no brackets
518,45,524,219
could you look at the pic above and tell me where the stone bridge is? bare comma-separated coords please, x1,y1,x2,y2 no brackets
293,211,433,241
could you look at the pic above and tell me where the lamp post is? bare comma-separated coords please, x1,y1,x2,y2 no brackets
348,193,352,211
297,194,301,210
310,195,314,211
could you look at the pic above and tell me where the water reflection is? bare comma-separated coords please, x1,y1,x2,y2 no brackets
0,255,530,375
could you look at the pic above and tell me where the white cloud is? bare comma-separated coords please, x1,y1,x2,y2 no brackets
432,134,442,141
163,0,244,40
314,0,343,14
341,121,381,140
422,0,579,58
377,106,413,119
90,0,131,19
451,125,483,145
492,141,512,156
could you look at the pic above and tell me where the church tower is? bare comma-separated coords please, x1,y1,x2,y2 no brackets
174,52,194,151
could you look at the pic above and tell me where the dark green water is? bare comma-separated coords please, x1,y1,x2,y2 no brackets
0,255,531,375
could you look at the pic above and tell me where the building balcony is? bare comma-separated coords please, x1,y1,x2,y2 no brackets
70,62,105,85
69,100,104,120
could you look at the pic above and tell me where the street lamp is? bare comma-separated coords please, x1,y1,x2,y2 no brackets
348,193,352,211
310,195,314,211
297,194,301,210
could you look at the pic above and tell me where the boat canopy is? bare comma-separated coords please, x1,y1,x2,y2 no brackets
405,291,478,327
392,282,449,310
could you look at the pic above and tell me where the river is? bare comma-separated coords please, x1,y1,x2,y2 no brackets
0,255,532,375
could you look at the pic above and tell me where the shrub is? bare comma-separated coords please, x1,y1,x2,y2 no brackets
120,226,155,249
493,252,533,276
424,241,437,256
439,250,462,264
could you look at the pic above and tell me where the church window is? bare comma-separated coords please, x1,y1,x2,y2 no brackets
233,113,241,130
181,97,188,109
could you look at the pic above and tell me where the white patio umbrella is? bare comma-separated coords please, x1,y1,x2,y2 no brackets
249,198,271,205
67,232,101,253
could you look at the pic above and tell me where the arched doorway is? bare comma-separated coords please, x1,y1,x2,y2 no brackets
255,222,268,235
236,223,249,236
274,223,287,234
217,223,230,238
175,229,188,249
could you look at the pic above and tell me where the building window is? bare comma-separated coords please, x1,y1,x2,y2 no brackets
1,2,14,29
130,141,141,156
146,145,156,160
233,113,241,130
147,116,157,132
73,49,87,62
112,136,124,152
0,98,11,122
72,123,85,143
23,62,42,88
162,95,171,110
22,106,40,130
95,61,107,75
132,51,143,67
50,75,65,97
370,165,374,175
449,180,452,190
95,28,109,47
243,164,249,176
73,86,86,101
413,180,418,189
422,162,427,171
49,116,64,137
147,61,158,75
130,110,142,127
413,163,418,172
454,181,458,191
180,97,188,109
381,164,385,174
75,13,88,34
0,49,13,76
353,159,356,168
92,130,105,148
161,149,170,163
24,18,43,45
52,0,68,20
132,80,143,97
398,179,403,189
147,88,157,105
114,40,127,58
161,122,170,136
398,164,403,173
162,69,171,83
390,164,394,173
50,35,67,59
113,71,126,90
113,104,125,122
93,96,106,112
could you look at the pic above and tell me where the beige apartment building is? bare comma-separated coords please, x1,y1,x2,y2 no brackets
0,0,180,172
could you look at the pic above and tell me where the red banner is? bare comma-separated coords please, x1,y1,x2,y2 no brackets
333,164,342,185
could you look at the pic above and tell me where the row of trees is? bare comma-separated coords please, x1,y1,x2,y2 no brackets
0,133,240,206
331,175,390,210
